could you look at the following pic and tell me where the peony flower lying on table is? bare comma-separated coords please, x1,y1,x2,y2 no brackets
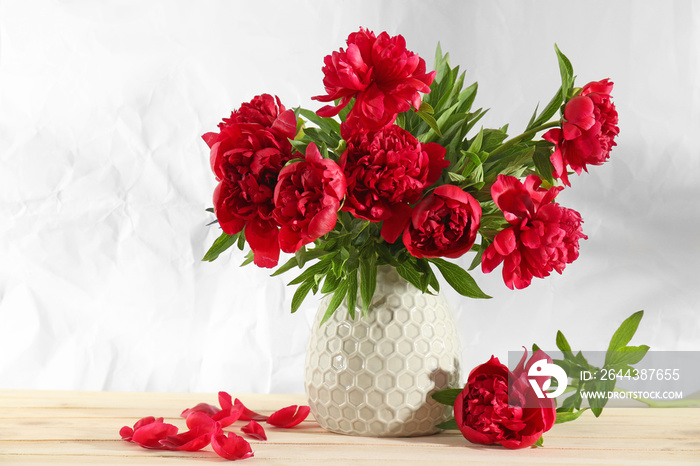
202,28,619,321
432,311,656,449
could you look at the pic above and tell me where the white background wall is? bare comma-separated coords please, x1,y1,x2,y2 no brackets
1,0,698,393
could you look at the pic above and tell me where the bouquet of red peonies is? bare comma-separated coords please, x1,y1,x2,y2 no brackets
202,28,619,323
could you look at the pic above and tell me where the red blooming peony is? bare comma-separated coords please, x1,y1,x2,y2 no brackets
454,350,556,449
481,175,587,289
339,125,448,241
219,94,296,130
273,143,347,254
312,28,436,133
399,185,481,259
203,94,297,268
543,79,619,186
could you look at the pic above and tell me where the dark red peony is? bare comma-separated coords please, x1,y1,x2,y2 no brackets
400,185,481,259
203,94,297,268
454,350,556,449
312,28,436,133
339,125,448,241
273,143,347,254
481,175,587,289
543,79,619,186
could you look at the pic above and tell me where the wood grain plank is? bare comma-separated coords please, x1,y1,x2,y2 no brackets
1,443,699,466
0,390,698,465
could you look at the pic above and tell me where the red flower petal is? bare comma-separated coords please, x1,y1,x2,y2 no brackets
134,416,159,430
266,405,310,428
241,420,267,441
131,420,179,449
245,217,280,268
180,402,220,418
218,391,234,410
185,411,217,431
380,203,412,244
212,406,243,428
119,426,134,441
234,398,269,422
159,423,214,451
211,428,254,461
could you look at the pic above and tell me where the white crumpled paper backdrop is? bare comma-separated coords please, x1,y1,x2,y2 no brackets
1,0,698,393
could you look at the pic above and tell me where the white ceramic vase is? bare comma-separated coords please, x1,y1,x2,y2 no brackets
304,265,461,437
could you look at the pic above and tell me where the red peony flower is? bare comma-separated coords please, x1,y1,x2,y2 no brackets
273,143,347,254
339,125,448,240
219,94,296,132
454,350,556,449
399,185,481,259
203,94,297,268
543,79,619,186
312,28,436,133
481,175,587,289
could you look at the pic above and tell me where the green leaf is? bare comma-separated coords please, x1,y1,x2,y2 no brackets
607,311,644,353
533,436,544,447
396,261,424,292
605,345,650,367
417,110,443,137
561,390,582,411
240,250,254,267
425,262,440,293
291,279,315,313
586,378,615,417
298,108,341,135
431,388,462,406
271,255,300,277
526,104,539,131
527,87,563,131
320,279,349,325
288,259,332,286
468,241,487,271
556,330,573,353
555,408,589,424
419,101,435,114
448,172,467,183
428,258,490,299
480,127,509,153
533,146,555,185
467,128,484,153
555,44,574,97
202,231,238,262
321,272,341,294
304,127,340,148
289,139,309,154
436,418,459,430
347,269,358,320
359,251,378,315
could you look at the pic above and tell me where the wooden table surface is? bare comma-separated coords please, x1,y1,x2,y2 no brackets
0,390,698,465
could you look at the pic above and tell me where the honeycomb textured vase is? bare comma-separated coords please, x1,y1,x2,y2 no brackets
304,266,461,437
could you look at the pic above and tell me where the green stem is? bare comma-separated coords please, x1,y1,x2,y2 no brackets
614,387,700,408
487,121,560,159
